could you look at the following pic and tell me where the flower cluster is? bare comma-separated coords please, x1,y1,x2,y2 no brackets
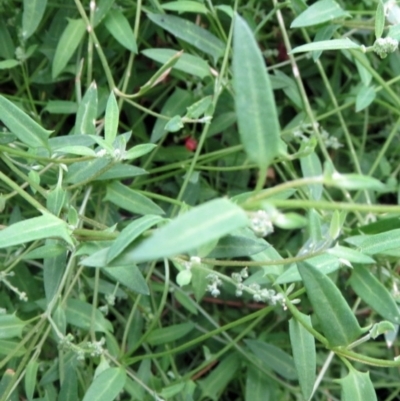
58,334,105,361
249,210,274,237
206,273,223,297
373,37,399,59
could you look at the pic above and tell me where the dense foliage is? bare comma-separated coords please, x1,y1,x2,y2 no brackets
1,0,400,400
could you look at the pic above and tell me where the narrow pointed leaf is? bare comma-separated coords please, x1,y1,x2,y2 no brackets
375,0,385,39
107,215,164,263
161,1,208,13
356,85,376,112
104,181,165,216
65,299,113,333
82,367,126,401
93,0,115,27
22,0,47,39
0,314,26,339
0,96,51,149
349,265,400,324
104,9,137,53
102,265,150,295
75,82,98,135
147,13,224,63
104,92,119,144
52,18,86,78
336,366,377,401
291,0,350,28
291,38,360,53
147,322,195,345
0,214,72,248
298,261,363,347
233,14,281,170
245,340,298,380
124,143,157,161
25,360,39,401
345,229,400,255
289,314,316,400
124,198,249,262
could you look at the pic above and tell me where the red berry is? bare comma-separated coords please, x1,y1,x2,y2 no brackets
185,137,197,152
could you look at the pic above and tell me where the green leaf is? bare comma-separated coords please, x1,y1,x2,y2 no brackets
104,9,137,53
291,0,351,28
300,152,323,200
245,365,273,401
147,322,195,345
82,367,126,401
0,340,26,356
161,1,208,13
245,340,298,380
335,366,377,401
147,13,225,63
325,172,386,191
0,314,26,339
298,261,363,347
289,314,316,400
233,14,282,170
102,265,150,295
58,364,78,401
151,88,193,142
199,353,241,400
24,360,39,401
123,198,249,263
75,82,98,135
65,299,113,333
0,214,72,248
107,215,163,263
355,85,376,112
186,96,213,119
104,91,119,144
349,266,400,324
0,95,51,149
375,0,385,39
93,0,115,27
52,18,86,78
207,234,267,258
104,181,165,216
165,115,184,132
142,48,210,79
345,228,400,255
95,164,147,181
123,143,156,160
291,38,361,54
22,0,47,39
65,158,112,185
47,186,67,217
44,100,78,114
326,245,375,264
0,59,19,69
312,24,339,61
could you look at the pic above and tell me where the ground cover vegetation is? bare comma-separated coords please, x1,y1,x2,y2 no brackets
1,0,400,400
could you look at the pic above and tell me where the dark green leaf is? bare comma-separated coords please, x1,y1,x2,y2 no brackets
147,322,195,345
22,0,47,39
289,314,316,400
102,265,150,295
147,13,225,63
298,261,363,347
104,181,165,216
104,9,137,53
233,14,282,170
123,198,249,262
349,266,400,324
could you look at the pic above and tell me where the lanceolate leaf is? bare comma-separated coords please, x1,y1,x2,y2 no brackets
147,13,225,63
104,181,165,216
52,18,86,78
0,214,73,248
291,0,350,28
82,367,126,401
104,91,119,144
107,215,164,263
335,365,377,401
289,314,316,400
0,314,26,339
298,261,363,347
233,14,282,170
22,0,47,39
104,9,137,53
291,38,360,54
349,266,400,324
124,198,249,262
0,96,51,149
75,82,98,136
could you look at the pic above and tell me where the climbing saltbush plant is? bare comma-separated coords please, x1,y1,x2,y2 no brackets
1,0,400,400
